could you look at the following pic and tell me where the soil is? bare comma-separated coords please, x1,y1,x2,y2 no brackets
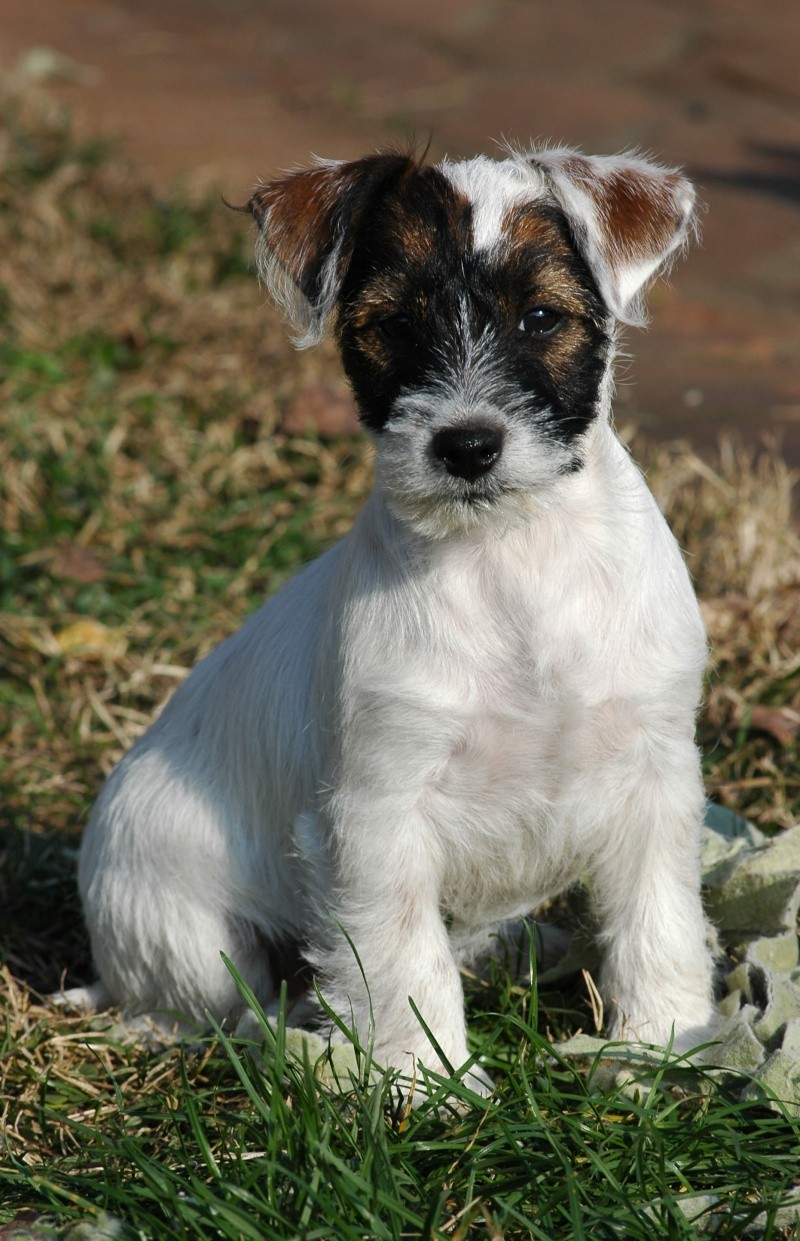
2,0,799,459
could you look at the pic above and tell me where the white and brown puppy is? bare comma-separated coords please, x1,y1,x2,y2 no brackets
68,146,716,1090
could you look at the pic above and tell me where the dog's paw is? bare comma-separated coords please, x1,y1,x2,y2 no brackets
49,980,111,1015
389,1050,495,1111
668,1019,721,1061
459,1061,495,1101
608,1010,720,1060
381,1058,494,1119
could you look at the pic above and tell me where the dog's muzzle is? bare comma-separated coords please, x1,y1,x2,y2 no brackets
431,425,504,482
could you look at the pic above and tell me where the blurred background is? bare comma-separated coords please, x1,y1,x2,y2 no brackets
2,0,799,457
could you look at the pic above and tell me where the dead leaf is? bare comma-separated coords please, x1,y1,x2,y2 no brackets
51,541,106,583
54,619,125,658
749,704,800,747
281,383,360,438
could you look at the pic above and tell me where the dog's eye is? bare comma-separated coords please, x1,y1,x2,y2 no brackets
378,314,414,344
517,308,562,337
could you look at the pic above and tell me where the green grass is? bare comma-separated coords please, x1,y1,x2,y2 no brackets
3,970,800,1239
1,75,799,1239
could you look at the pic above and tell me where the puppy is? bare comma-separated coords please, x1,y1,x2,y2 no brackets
68,145,716,1089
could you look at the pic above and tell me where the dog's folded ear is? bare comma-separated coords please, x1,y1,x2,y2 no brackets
248,153,415,348
530,149,697,326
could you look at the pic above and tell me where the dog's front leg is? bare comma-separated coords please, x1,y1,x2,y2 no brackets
301,794,490,1096
580,707,716,1052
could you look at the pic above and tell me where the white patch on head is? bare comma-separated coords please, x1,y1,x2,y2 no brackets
439,156,549,252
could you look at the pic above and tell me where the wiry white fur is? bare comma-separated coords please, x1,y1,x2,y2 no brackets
66,147,716,1091
440,155,548,251
377,304,574,540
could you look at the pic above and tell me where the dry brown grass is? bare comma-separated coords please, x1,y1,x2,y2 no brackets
643,436,800,828
0,78,370,835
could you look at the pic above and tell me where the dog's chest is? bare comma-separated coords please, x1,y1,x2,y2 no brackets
425,524,620,711
424,688,589,922
410,537,618,913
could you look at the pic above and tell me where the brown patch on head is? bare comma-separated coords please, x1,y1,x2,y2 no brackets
500,202,602,319
336,166,474,368
385,167,473,266
584,163,689,266
247,152,418,308
502,202,569,254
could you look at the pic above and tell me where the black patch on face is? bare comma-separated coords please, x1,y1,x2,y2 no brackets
335,166,474,431
335,169,612,445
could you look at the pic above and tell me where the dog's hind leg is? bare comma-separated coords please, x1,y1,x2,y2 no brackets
52,915,282,1046
90,903,280,1029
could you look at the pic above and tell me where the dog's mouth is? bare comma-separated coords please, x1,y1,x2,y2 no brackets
375,414,576,536
382,475,540,540
431,470,511,509
459,483,505,507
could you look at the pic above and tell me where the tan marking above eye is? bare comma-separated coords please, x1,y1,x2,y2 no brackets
501,204,571,253
349,279,429,333
538,319,592,382
515,266,592,318
500,203,596,317
349,296,405,333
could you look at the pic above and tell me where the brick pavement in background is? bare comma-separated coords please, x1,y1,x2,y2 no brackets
2,0,798,456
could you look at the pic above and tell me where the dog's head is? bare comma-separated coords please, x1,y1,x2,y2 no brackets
248,147,695,536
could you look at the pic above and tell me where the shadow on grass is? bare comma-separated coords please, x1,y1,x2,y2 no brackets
0,824,91,994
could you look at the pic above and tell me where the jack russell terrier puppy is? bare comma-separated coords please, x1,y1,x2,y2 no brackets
65,145,717,1093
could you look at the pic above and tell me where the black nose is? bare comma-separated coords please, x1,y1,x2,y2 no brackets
431,426,504,482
